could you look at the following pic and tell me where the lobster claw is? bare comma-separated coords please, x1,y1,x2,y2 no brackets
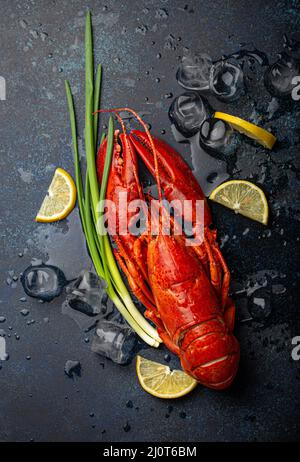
129,130,212,227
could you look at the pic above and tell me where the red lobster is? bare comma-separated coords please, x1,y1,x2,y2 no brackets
96,109,240,390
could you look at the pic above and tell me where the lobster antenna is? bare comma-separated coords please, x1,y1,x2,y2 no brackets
111,111,145,202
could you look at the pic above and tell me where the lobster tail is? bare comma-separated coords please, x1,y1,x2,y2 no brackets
179,320,240,390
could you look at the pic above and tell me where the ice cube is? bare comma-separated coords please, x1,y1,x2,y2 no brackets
65,270,110,317
209,59,244,102
229,48,269,67
264,52,300,97
20,264,67,302
199,118,233,153
62,270,114,331
176,52,212,91
248,288,272,321
168,91,211,137
92,320,137,365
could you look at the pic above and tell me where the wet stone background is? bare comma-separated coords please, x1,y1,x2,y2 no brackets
0,0,300,442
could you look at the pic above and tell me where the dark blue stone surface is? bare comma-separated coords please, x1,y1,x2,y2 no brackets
0,0,299,442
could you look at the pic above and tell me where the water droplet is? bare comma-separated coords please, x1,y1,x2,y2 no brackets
135,25,148,35
164,34,177,51
0,317,6,323
29,29,39,39
155,8,168,19
20,309,29,316
266,97,280,120
40,32,48,41
64,360,81,378
123,422,131,432
0,337,8,361
19,19,27,29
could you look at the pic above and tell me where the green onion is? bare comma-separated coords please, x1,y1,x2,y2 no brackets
84,12,98,211
93,64,102,147
65,11,160,347
64,81,87,238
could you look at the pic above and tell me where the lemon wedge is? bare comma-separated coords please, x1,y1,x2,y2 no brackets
210,180,268,225
36,168,76,222
214,111,276,149
136,355,197,399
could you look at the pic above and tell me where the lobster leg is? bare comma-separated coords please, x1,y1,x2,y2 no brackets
203,236,222,294
207,241,235,330
224,300,236,333
115,254,156,312
144,304,181,356
113,235,156,310
212,244,231,310
133,233,149,280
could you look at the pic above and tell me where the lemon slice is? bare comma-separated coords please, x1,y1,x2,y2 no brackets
210,180,268,225
214,111,276,149
36,168,76,222
136,355,197,399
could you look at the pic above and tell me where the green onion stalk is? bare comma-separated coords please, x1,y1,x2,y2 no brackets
65,12,160,347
